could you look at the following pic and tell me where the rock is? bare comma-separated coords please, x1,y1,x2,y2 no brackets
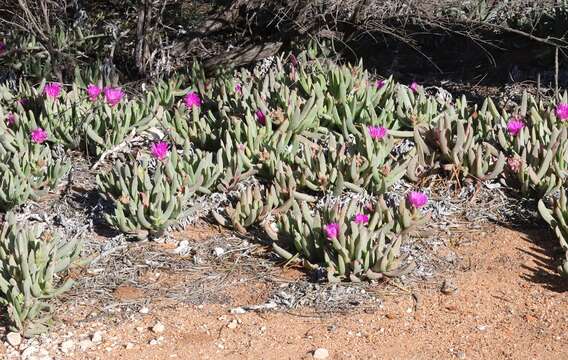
60,340,75,354
230,307,246,314
91,331,103,344
6,332,22,347
441,279,458,295
79,339,93,351
227,320,238,329
139,307,150,314
149,339,158,346
125,342,135,350
21,345,37,359
136,327,145,333
477,324,488,332
313,348,329,359
457,350,466,359
213,247,225,257
152,322,165,334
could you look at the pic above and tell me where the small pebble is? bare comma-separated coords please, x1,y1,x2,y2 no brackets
152,322,165,334
60,340,75,354
313,348,330,359
91,331,103,344
139,307,150,314
6,332,22,347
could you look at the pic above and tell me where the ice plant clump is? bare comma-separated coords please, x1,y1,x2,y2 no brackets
87,84,102,102
31,128,48,144
556,103,568,121
375,80,385,89
368,126,388,140
354,213,369,224
6,113,15,126
256,109,266,126
44,83,62,99
324,223,340,239
409,82,419,93
507,118,525,136
407,191,428,208
151,141,169,160
184,91,201,109
104,87,124,107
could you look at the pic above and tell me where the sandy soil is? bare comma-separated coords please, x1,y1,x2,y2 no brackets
19,224,560,360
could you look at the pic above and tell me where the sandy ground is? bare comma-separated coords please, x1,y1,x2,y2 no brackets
4,224,558,360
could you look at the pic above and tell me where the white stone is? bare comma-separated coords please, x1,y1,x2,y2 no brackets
152,322,165,334
213,247,225,257
60,340,75,354
79,339,93,351
125,342,135,350
6,332,22,347
91,331,103,344
139,307,150,314
313,348,329,359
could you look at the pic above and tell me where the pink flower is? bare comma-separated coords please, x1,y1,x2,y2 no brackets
368,126,388,140
407,191,428,208
507,118,525,136
556,103,568,121
151,141,169,160
31,128,48,144
409,82,419,93
6,113,15,126
44,83,62,98
184,91,201,109
324,223,340,239
375,80,385,89
0,42,6,56
104,87,124,107
256,109,266,126
86,84,102,102
235,83,242,95
354,213,369,224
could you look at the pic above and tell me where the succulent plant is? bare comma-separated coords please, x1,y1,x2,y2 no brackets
538,192,568,277
267,197,422,282
97,156,200,239
0,213,82,337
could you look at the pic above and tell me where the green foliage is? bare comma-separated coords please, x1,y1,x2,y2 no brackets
0,213,82,337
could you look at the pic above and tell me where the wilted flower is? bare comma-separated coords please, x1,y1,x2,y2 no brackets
16,98,28,106
354,213,369,224
151,141,169,160
556,103,568,121
104,87,124,107
0,41,6,55
507,118,525,136
235,83,242,95
375,79,385,89
87,84,102,101
290,54,298,67
325,223,340,239
409,81,419,92
507,156,522,173
368,125,388,140
31,128,48,144
44,83,62,98
184,91,201,109
407,191,428,208
6,113,15,126
256,109,266,126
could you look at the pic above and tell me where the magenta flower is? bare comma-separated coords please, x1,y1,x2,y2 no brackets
324,223,340,239
409,82,419,93
556,103,568,121
407,191,428,208
184,91,201,109
6,113,15,126
235,83,242,95
354,213,369,224
368,126,388,140
0,42,6,56
87,84,102,102
31,128,48,144
375,80,385,89
256,109,266,126
44,83,62,99
507,118,525,136
104,87,124,107
151,141,169,160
